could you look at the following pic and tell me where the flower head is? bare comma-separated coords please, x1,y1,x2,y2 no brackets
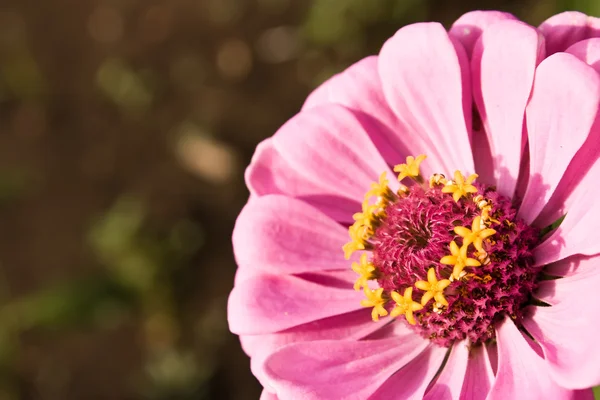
229,10,600,399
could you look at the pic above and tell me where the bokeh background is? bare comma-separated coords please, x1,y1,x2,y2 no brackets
0,0,598,399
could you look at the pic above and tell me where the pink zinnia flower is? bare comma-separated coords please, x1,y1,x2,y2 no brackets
228,10,600,399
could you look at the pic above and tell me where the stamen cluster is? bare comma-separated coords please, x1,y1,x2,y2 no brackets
345,156,541,346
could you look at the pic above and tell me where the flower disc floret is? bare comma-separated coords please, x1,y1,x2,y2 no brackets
351,156,541,346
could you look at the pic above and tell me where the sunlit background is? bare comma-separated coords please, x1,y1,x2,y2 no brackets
0,0,598,399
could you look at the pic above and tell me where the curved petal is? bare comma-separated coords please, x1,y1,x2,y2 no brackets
542,254,597,278
379,22,474,175
245,139,360,223
233,195,351,274
228,272,363,335
518,53,600,225
471,20,543,197
370,345,447,399
449,10,517,57
244,309,386,389
488,318,575,400
539,11,600,55
524,255,600,389
423,341,469,400
535,38,600,228
566,37,600,73
260,390,278,400
534,158,600,266
240,309,383,357
302,56,410,166
272,104,398,203
460,344,495,400
263,336,429,400
534,255,600,305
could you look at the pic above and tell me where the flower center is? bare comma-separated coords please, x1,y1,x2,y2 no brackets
345,156,541,347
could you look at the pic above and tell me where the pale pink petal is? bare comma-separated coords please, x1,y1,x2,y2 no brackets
543,254,596,278
488,318,575,400
272,104,398,202
233,195,351,275
263,337,429,399
524,255,600,388
233,263,264,286
302,56,410,166
534,159,600,265
567,37,600,73
228,273,363,335
423,341,469,400
245,139,359,223
460,344,495,400
370,345,448,399
449,10,517,57
534,255,600,305
517,53,600,224
535,39,600,228
539,11,600,55
471,20,543,197
260,390,278,400
379,22,474,175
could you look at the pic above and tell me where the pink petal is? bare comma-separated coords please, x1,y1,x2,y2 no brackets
379,22,474,175
302,56,410,166
228,273,363,335
244,309,386,389
263,337,429,399
514,145,530,204
460,344,495,400
535,39,600,228
539,11,600,55
423,341,469,400
567,37,600,73
362,317,416,341
471,129,495,186
471,20,543,197
534,159,600,265
240,309,382,357
574,389,596,400
524,255,600,388
233,195,351,275
245,138,360,223
517,53,600,225
543,254,596,278
271,104,398,202
488,318,575,400
260,390,278,400
370,345,448,399
534,255,600,305
449,10,517,57
233,262,264,286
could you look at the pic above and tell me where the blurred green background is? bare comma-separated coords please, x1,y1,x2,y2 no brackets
0,0,597,399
